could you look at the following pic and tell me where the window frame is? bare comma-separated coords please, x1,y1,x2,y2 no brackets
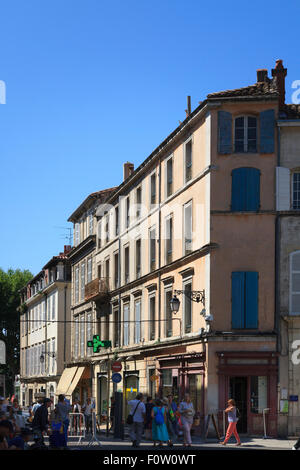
292,171,300,210
165,155,173,198
290,251,300,315
234,115,258,153
184,137,193,183
183,200,193,255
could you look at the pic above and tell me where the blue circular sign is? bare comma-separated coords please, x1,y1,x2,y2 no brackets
112,373,122,383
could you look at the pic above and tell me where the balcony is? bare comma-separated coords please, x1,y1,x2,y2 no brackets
85,277,110,302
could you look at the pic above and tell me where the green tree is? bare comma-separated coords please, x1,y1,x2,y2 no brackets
0,268,32,395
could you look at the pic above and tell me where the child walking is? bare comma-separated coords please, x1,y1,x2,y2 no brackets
220,399,241,446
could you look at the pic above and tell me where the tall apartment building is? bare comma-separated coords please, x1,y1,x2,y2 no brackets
64,60,290,436
19,247,71,406
276,102,300,436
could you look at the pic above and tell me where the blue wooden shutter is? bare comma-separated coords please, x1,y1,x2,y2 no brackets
232,168,247,211
218,111,232,154
245,168,260,211
245,272,258,328
260,109,275,153
232,272,245,328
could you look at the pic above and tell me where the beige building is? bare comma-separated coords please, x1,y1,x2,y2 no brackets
276,105,300,436
63,60,291,436
19,247,71,406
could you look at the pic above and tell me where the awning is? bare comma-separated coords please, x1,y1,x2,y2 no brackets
65,366,85,397
55,367,78,396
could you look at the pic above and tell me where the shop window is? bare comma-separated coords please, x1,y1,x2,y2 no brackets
250,376,267,413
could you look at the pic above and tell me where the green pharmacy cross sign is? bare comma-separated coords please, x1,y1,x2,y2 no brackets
87,335,112,353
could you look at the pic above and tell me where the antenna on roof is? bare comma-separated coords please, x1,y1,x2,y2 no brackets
54,226,73,245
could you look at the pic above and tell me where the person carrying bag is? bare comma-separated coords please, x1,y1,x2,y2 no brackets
127,393,146,447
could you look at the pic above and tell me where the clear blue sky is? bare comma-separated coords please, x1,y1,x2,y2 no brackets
0,0,299,276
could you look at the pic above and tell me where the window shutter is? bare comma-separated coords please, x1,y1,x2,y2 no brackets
218,111,232,154
276,167,290,210
246,168,260,211
245,272,258,328
260,109,275,153
232,272,245,328
232,168,247,211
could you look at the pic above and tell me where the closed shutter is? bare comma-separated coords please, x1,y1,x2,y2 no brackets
245,272,258,328
232,272,245,328
276,167,290,210
218,111,232,154
135,301,141,344
232,168,260,211
124,305,129,346
260,109,275,153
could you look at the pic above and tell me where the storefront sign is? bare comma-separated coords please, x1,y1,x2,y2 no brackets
112,373,122,384
150,374,159,382
87,335,112,353
289,395,299,402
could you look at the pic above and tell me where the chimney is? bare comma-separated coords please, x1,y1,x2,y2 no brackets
185,96,191,118
272,59,287,110
64,245,72,254
257,69,268,83
123,162,134,181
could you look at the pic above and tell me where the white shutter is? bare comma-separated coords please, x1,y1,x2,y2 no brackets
276,167,290,210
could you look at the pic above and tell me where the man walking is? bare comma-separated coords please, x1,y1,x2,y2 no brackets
31,398,52,447
128,393,146,448
55,394,72,448
82,398,93,435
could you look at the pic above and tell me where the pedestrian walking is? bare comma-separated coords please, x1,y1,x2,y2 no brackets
54,394,71,448
151,399,169,447
144,396,154,440
82,398,93,435
220,399,241,446
31,397,52,447
178,393,195,447
72,398,82,435
127,393,146,448
163,397,177,446
167,394,179,437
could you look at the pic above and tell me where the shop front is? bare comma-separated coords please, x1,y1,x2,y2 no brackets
158,352,205,435
217,351,278,436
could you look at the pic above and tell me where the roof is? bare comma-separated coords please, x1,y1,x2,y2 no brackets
67,187,117,222
280,104,300,119
207,76,279,100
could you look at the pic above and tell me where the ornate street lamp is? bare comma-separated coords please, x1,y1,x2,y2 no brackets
170,289,205,314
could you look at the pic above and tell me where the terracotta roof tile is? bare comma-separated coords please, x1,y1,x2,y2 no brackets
207,77,278,99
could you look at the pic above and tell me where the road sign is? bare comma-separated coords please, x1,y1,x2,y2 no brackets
112,373,122,384
111,362,122,372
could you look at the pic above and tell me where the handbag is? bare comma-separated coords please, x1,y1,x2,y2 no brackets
126,401,141,425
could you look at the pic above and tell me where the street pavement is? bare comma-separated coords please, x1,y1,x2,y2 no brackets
63,432,296,451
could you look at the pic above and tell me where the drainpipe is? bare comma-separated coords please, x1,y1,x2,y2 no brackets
275,124,281,355
64,285,67,365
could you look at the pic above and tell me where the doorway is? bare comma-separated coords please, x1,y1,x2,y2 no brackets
98,376,108,421
229,377,247,433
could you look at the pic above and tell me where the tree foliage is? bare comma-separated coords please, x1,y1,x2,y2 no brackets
0,268,32,394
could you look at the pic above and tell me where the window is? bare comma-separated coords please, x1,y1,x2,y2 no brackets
80,315,85,357
165,215,173,264
136,186,142,219
74,223,80,246
51,339,56,375
114,252,119,289
165,289,173,337
150,172,156,206
113,307,120,347
166,156,173,197
123,304,130,346
124,246,130,284
75,266,79,303
134,300,141,344
51,291,56,320
184,139,192,183
74,318,79,358
232,167,260,211
88,212,93,236
290,251,300,315
136,239,141,279
149,296,156,341
250,376,267,413
234,116,257,153
115,206,119,236
126,196,130,228
292,172,300,209
183,281,192,333
232,271,258,329
183,201,192,255
87,257,92,284
105,212,110,244
149,227,156,271
81,262,85,301
98,219,102,249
